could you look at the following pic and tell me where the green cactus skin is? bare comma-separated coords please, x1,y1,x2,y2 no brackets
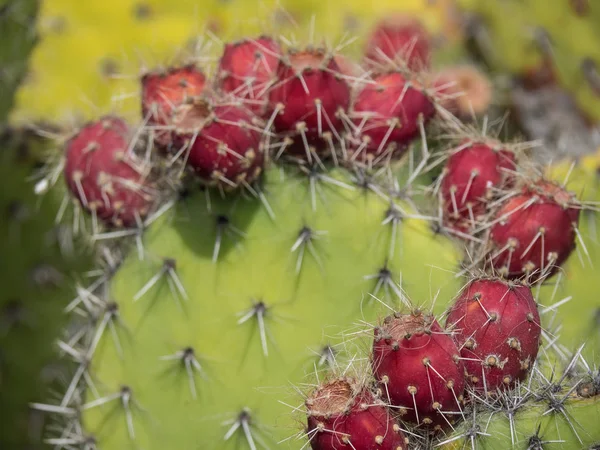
77,164,462,448
442,387,600,449
0,132,94,449
0,0,38,119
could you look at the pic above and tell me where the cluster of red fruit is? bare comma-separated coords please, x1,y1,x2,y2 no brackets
61,16,475,229
439,139,580,280
305,277,542,449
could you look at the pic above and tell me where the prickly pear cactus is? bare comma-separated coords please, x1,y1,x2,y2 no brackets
9,2,600,450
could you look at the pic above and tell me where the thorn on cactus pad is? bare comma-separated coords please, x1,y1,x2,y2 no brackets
82,386,141,441
291,225,327,275
159,346,205,399
133,257,188,305
212,213,247,263
237,300,271,357
363,263,408,307
222,408,269,450
314,344,337,369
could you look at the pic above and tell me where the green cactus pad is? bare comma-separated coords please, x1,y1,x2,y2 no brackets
82,165,462,448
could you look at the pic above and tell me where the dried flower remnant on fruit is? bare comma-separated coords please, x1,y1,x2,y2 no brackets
141,65,207,147
306,378,407,449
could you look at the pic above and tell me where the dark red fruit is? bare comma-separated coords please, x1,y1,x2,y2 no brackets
266,48,351,155
306,378,407,450
64,116,154,227
489,180,580,279
172,100,264,188
216,36,281,115
371,311,465,430
445,277,541,393
141,65,207,146
350,72,435,160
364,15,430,72
441,140,516,232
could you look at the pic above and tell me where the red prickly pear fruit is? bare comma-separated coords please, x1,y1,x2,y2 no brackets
489,180,580,280
445,277,541,393
441,140,516,232
364,15,431,72
172,100,264,189
64,116,155,228
350,72,435,161
266,47,351,155
216,36,281,115
141,65,207,147
371,311,465,430
306,378,408,450
430,66,493,117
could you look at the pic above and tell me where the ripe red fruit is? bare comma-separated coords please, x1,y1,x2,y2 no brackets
306,378,407,450
364,15,431,72
141,65,207,147
371,311,465,430
172,100,264,188
64,116,155,228
350,72,435,161
489,180,580,279
266,48,351,156
441,140,516,232
445,277,541,393
216,36,281,115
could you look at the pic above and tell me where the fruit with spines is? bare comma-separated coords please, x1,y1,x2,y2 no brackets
216,36,281,116
440,139,516,232
488,179,581,280
371,311,465,430
172,99,265,188
363,14,431,72
141,65,208,148
64,116,157,228
266,47,351,157
445,277,541,394
305,377,408,450
349,71,435,162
